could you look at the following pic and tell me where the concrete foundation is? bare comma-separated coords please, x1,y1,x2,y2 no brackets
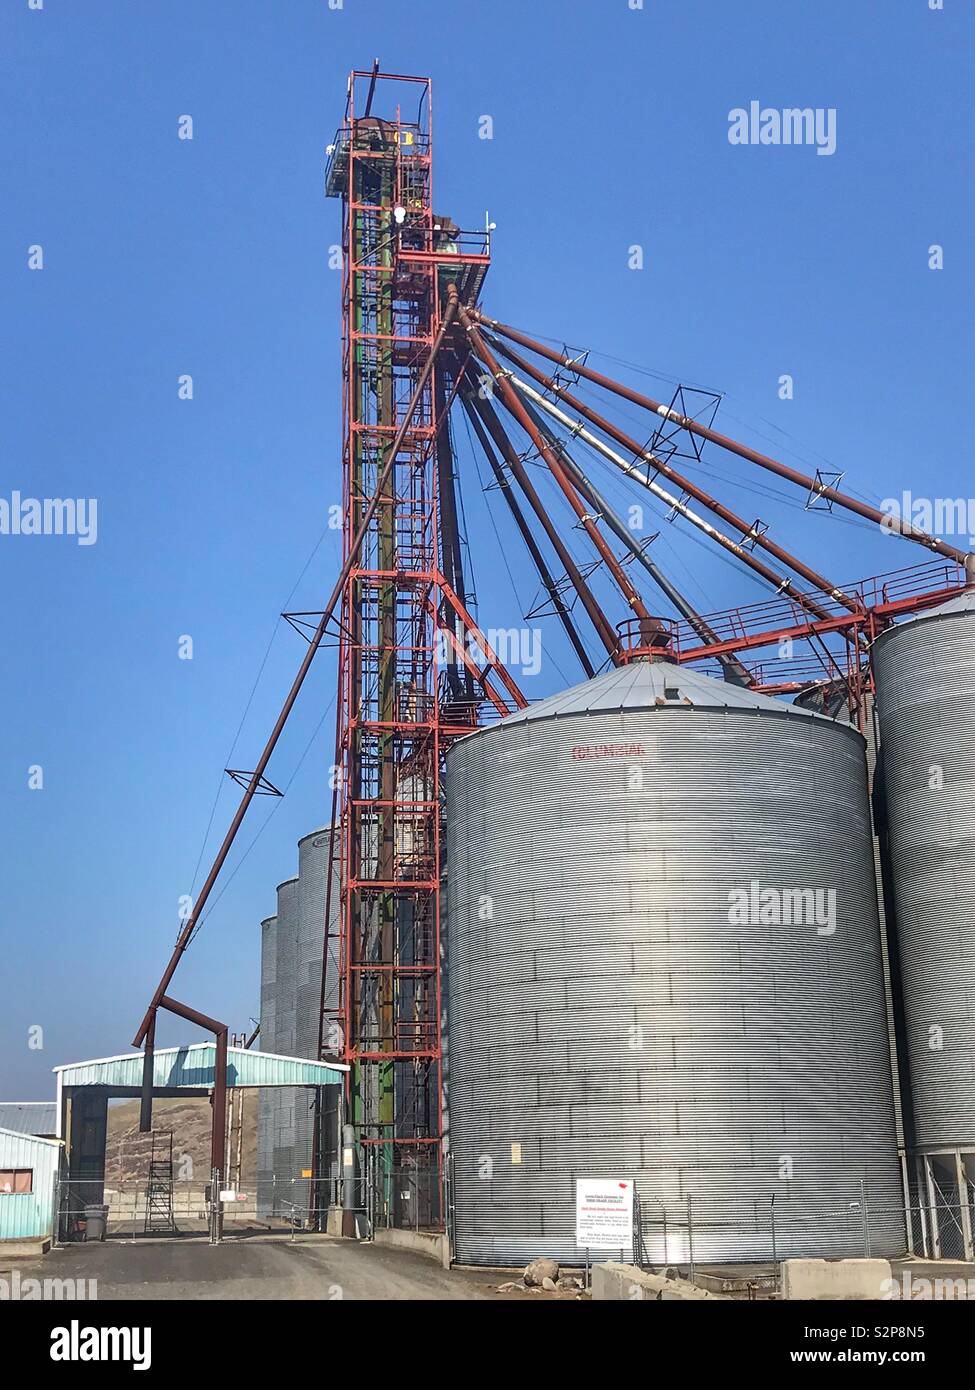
781,1258,893,1300
373,1226,451,1269
0,1238,51,1259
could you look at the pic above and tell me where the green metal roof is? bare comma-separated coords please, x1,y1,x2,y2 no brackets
53,1044,347,1090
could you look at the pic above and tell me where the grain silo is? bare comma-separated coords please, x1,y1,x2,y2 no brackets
257,913,278,1218
296,829,341,1200
446,655,905,1265
872,590,975,1247
271,876,299,1203
257,832,342,1220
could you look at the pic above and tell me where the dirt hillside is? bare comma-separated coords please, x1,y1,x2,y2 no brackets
105,1096,259,1186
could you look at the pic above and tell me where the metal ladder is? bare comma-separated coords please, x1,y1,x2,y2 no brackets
143,1131,178,1234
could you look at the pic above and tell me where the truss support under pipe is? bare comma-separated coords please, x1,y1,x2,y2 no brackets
457,299,653,632
520,395,753,686
463,375,620,661
474,312,972,570
460,389,596,677
486,333,854,621
133,292,461,1055
505,366,836,626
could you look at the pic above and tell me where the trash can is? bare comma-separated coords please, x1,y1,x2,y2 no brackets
84,1204,108,1242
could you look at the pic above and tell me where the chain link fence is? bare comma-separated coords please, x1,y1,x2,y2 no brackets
49,1169,969,1274
632,1193,972,1284
51,1177,333,1245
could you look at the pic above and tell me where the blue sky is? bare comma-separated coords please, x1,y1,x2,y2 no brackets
1,0,970,1096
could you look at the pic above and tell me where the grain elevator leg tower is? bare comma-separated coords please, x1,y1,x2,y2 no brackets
324,69,521,1229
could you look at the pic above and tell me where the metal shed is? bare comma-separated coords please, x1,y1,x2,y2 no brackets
0,1102,57,1138
0,1127,62,1241
51,1045,347,1238
54,1044,342,1095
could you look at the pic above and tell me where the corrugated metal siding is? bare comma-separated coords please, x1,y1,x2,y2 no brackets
273,877,299,1198
0,1103,57,1137
55,1046,343,1090
874,601,975,1149
295,832,332,1184
0,1129,60,1240
257,915,278,1216
257,831,342,1214
446,679,904,1265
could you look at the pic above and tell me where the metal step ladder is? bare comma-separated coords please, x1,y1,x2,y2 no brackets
143,1131,178,1234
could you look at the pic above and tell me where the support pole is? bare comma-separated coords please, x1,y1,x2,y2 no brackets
474,312,972,568
133,293,461,1051
152,995,229,1240
138,1011,155,1134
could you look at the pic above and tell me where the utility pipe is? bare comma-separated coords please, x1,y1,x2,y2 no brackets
134,292,462,1055
474,312,971,569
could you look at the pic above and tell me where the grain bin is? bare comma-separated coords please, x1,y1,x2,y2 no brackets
872,590,975,1151
271,876,299,1202
257,913,278,1217
257,832,342,1218
296,829,341,1195
446,656,904,1265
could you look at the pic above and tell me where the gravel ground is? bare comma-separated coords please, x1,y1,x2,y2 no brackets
1,1235,514,1302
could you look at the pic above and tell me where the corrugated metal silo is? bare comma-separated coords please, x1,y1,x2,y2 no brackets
271,876,299,1203
295,829,341,1195
257,913,278,1217
446,658,904,1265
872,590,975,1151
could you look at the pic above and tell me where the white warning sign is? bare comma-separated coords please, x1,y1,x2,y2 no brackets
575,1178,634,1250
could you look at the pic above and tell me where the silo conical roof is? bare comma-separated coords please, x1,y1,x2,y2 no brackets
484,657,846,732
873,585,975,651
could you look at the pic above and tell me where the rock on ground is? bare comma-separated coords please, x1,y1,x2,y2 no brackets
524,1258,560,1286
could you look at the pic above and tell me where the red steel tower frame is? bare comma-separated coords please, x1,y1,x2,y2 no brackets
325,69,523,1222
132,66,971,1240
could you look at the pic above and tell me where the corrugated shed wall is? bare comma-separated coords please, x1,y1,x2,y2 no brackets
0,1130,61,1241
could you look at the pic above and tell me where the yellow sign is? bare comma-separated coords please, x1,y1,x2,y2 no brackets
301,1168,312,1178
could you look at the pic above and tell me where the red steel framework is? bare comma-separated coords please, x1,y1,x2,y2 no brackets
324,69,523,1222
132,64,972,1237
